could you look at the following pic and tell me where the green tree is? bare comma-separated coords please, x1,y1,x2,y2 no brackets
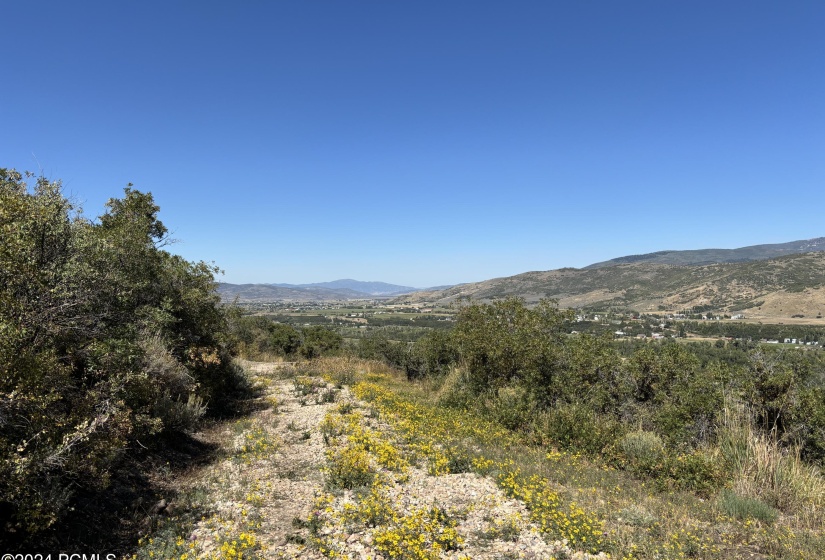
300,325,343,359
269,323,302,356
0,170,238,537
554,333,630,412
452,298,573,395
356,331,408,369
407,329,458,379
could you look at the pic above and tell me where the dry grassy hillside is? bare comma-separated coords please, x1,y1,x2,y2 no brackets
396,252,825,321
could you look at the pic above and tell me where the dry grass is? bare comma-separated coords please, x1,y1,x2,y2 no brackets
718,402,825,525
296,355,398,385
397,252,825,322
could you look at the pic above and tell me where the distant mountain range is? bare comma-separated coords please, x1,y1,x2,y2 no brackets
266,279,418,296
217,279,447,302
218,238,825,317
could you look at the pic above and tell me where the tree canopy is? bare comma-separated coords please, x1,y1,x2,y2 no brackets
0,169,240,536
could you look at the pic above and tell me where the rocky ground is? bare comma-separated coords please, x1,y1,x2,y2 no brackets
133,360,605,559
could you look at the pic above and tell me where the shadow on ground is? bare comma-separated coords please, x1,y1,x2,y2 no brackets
0,373,268,555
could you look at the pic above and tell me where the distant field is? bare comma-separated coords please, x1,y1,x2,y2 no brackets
230,300,825,347
739,316,825,325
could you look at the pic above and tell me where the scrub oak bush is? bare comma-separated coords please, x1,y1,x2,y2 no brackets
388,297,825,506
0,170,242,537
230,316,342,361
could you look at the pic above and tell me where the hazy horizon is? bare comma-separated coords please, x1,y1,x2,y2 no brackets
217,235,825,288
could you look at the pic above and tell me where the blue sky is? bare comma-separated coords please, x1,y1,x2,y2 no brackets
4,1,824,287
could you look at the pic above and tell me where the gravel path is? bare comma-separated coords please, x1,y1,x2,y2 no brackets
205,361,606,559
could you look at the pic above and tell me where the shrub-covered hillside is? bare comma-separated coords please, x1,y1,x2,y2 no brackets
0,169,243,539
340,298,825,557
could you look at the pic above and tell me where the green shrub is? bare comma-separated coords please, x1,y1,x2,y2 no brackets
299,326,343,359
487,385,534,432
444,445,473,474
407,329,458,379
541,402,623,455
660,449,727,496
435,368,476,411
152,393,207,432
718,490,779,523
0,172,238,538
317,387,339,404
620,430,665,473
452,298,572,394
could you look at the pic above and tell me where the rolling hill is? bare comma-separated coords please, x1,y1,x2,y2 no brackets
394,252,825,321
219,238,825,316
584,237,825,269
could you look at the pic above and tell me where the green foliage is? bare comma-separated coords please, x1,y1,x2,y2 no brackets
352,294,825,524
270,323,302,355
485,385,535,432
299,325,343,359
744,349,812,436
718,490,779,523
325,446,376,490
626,343,726,446
620,430,665,472
354,329,456,381
452,298,573,395
230,315,343,360
540,402,624,455
659,449,728,496
685,319,825,344
0,170,239,537
404,329,458,380
428,299,823,463
230,315,302,358
356,331,408,368
553,333,632,411
791,386,825,463
316,387,339,404
434,368,476,411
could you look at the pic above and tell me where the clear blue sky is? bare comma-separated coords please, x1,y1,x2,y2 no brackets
4,1,824,287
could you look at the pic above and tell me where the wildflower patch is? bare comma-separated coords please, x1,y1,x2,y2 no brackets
352,381,606,553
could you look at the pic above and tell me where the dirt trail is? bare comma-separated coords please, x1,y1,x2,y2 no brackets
153,360,335,559
233,361,333,558
166,361,603,559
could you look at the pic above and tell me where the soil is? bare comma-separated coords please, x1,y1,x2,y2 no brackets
175,360,606,559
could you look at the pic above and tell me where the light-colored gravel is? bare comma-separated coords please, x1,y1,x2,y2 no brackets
188,361,606,559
